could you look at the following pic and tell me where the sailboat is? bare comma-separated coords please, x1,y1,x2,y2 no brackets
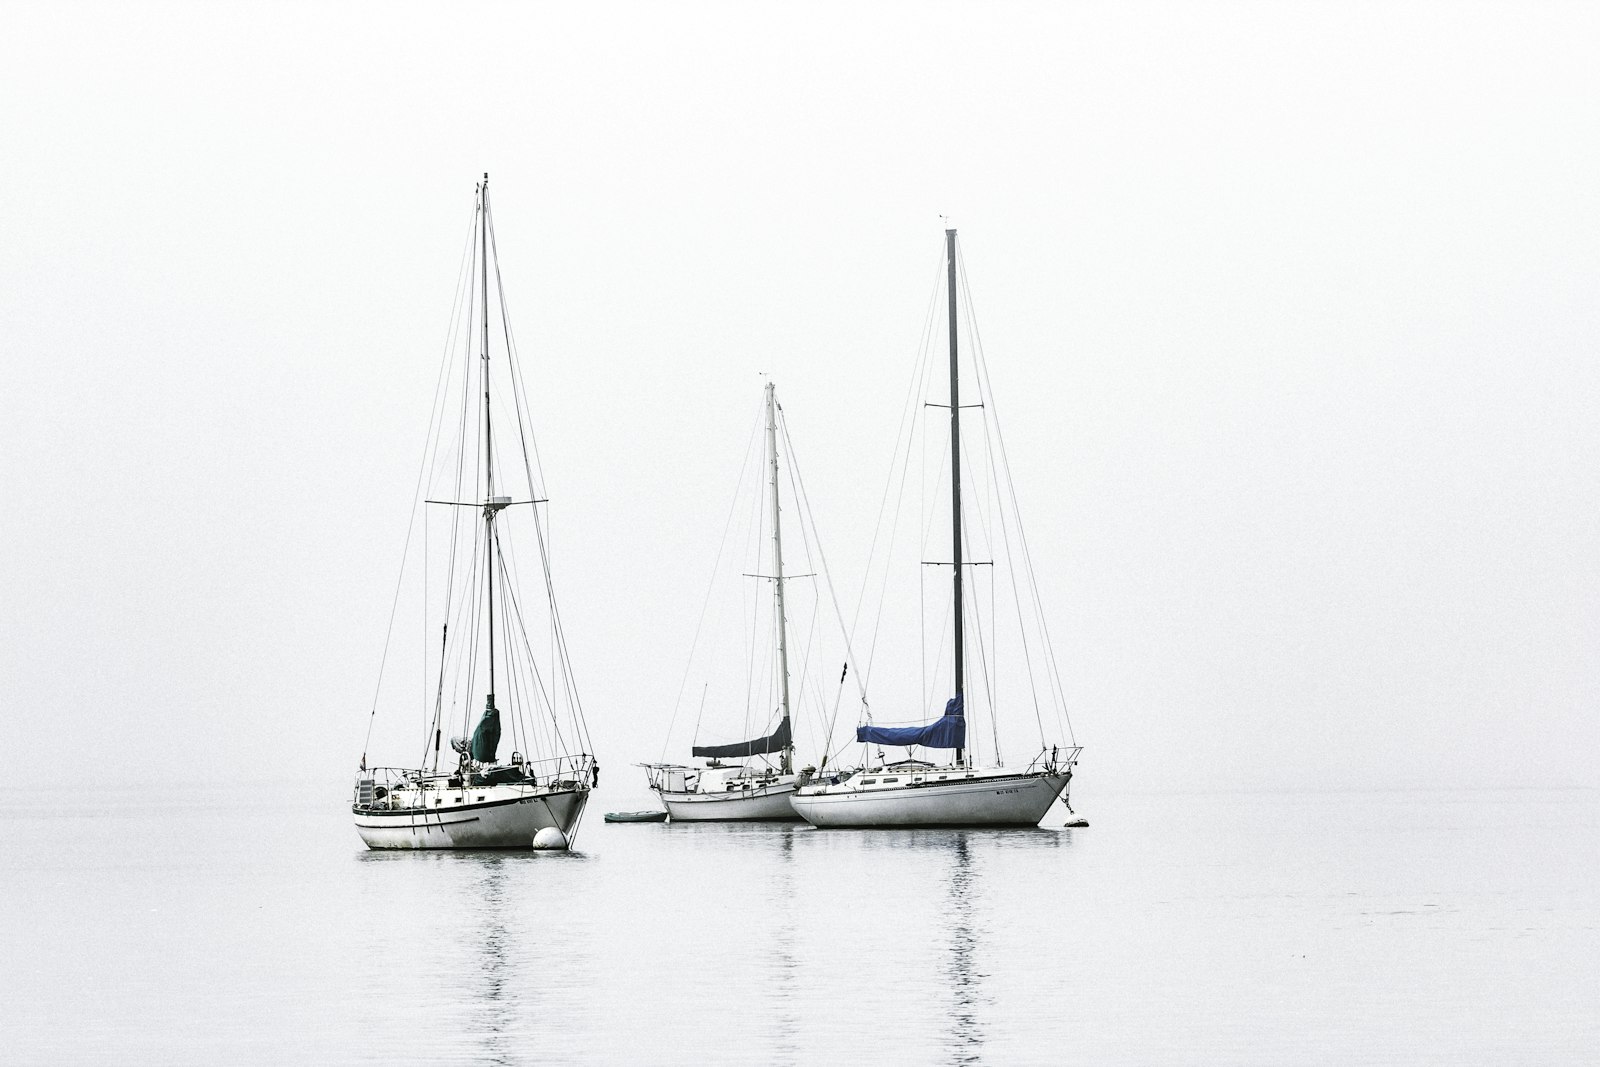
791,229,1081,829
352,175,597,850
643,382,813,821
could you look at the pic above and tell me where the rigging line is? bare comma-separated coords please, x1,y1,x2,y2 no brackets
450,516,486,746
366,199,480,765
664,403,764,757
418,205,478,757
486,197,552,507
953,391,1034,748
499,534,556,759
976,362,1047,747
962,291,1071,745
954,253,1046,747
965,257,1076,745
775,425,828,755
689,682,710,755
481,201,591,755
422,486,428,748
489,540,526,762
428,620,450,772
504,407,594,755
512,524,576,755
424,207,480,495
493,555,523,762
919,408,954,710
484,468,547,739
460,199,487,749
967,561,1002,765
502,552,555,765
991,564,1002,762
849,245,946,695
776,412,870,767
927,575,954,715
497,307,585,754
858,290,936,699
789,584,819,747
496,532,569,757
741,405,769,745
537,533,592,751
483,224,595,758
501,589,551,763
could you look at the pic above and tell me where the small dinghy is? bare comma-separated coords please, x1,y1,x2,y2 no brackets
604,811,668,823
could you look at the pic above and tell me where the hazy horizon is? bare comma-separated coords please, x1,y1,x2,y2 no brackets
3,2,1596,796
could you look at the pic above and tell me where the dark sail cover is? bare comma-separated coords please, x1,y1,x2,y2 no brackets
470,696,501,762
857,694,965,749
692,716,791,759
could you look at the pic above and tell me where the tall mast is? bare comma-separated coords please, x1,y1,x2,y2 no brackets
766,381,794,774
482,175,496,708
946,228,964,767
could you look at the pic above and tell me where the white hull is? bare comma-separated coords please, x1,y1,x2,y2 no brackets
657,780,800,821
354,785,590,849
791,769,1069,828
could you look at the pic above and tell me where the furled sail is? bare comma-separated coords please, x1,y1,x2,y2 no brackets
856,694,965,749
469,696,501,762
692,716,791,759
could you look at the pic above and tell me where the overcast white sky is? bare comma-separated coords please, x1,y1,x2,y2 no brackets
2,1,1596,796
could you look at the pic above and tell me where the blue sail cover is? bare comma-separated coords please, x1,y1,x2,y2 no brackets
693,716,791,759
469,696,501,762
857,694,965,749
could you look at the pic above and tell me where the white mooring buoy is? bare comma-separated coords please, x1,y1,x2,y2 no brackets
532,827,569,851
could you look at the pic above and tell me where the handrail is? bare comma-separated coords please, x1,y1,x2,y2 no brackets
353,752,596,809
1022,745,1083,773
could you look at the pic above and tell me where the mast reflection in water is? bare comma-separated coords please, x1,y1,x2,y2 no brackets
469,855,513,1067
944,833,990,1065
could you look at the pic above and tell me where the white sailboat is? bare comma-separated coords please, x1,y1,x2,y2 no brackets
353,175,597,850
643,382,814,821
792,229,1081,829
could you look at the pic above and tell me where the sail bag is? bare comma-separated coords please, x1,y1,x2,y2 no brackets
469,695,501,762
692,716,791,759
856,694,966,749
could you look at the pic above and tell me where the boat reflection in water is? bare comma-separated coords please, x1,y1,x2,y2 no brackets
944,833,986,1066
347,819,1074,1062
470,855,512,1067
768,827,800,1067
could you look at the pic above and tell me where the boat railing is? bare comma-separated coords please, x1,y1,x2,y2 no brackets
1021,745,1084,775
522,751,596,789
353,753,596,810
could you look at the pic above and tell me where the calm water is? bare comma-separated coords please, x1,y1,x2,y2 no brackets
1,785,1595,1064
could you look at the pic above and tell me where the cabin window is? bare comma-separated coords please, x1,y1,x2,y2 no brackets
861,779,877,785
938,775,948,780
434,800,442,806
883,777,900,783
477,795,485,802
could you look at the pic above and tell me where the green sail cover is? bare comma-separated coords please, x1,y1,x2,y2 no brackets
469,696,501,762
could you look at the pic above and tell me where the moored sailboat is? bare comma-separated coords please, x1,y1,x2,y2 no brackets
792,229,1081,829
643,381,829,820
352,175,596,850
